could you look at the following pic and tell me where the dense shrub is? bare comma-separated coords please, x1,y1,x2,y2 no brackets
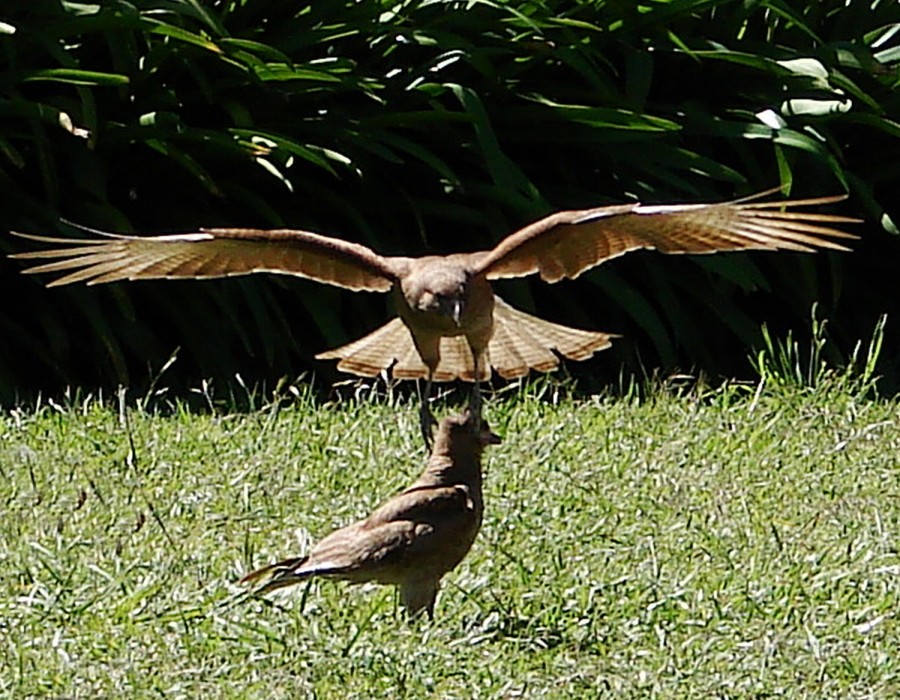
0,0,897,401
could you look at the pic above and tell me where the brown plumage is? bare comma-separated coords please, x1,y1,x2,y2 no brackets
239,411,501,618
9,190,857,444
316,297,613,382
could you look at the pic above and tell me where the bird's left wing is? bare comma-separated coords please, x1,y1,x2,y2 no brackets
368,485,473,526
474,192,859,283
9,226,406,292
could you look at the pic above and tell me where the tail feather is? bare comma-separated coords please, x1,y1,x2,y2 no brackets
487,306,559,378
315,318,419,378
239,555,310,590
316,318,476,381
489,297,615,378
430,336,483,382
316,297,615,383
391,332,434,380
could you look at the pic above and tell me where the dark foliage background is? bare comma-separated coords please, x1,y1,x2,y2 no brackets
0,0,897,403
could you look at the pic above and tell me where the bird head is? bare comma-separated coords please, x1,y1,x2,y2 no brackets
403,264,469,327
417,290,464,326
437,410,502,453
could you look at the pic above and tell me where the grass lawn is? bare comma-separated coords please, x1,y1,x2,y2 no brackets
2,369,899,698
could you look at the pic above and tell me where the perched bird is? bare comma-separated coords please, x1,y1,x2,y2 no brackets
239,411,501,618
9,190,856,444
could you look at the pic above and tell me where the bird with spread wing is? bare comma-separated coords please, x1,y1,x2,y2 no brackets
9,190,857,445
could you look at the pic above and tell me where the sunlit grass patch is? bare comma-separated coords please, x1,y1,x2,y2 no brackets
1,365,899,697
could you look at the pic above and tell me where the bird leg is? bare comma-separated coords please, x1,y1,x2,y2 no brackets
418,373,437,450
401,578,439,620
469,353,483,419
470,380,482,418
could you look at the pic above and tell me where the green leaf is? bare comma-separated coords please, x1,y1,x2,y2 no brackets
250,64,343,83
450,84,536,197
19,69,129,86
141,18,223,54
520,99,681,132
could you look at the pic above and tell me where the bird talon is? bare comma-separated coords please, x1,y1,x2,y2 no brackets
469,383,483,419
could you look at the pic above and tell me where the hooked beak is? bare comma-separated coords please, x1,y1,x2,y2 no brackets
482,429,502,446
451,299,463,326
461,408,502,445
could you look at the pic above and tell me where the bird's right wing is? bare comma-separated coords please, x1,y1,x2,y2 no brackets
10,226,408,292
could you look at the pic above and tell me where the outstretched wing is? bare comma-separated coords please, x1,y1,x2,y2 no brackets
475,192,859,283
9,226,406,292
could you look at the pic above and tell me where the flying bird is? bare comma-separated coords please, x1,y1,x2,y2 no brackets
239,410,501,618
9,190,857,444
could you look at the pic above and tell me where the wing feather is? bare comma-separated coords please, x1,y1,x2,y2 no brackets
475,193,858,283
9,227,401,292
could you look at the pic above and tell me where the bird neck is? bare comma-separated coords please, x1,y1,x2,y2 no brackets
419,451,483,489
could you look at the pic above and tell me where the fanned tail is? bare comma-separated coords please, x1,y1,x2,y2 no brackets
316,297,616,383
315,318,481,381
